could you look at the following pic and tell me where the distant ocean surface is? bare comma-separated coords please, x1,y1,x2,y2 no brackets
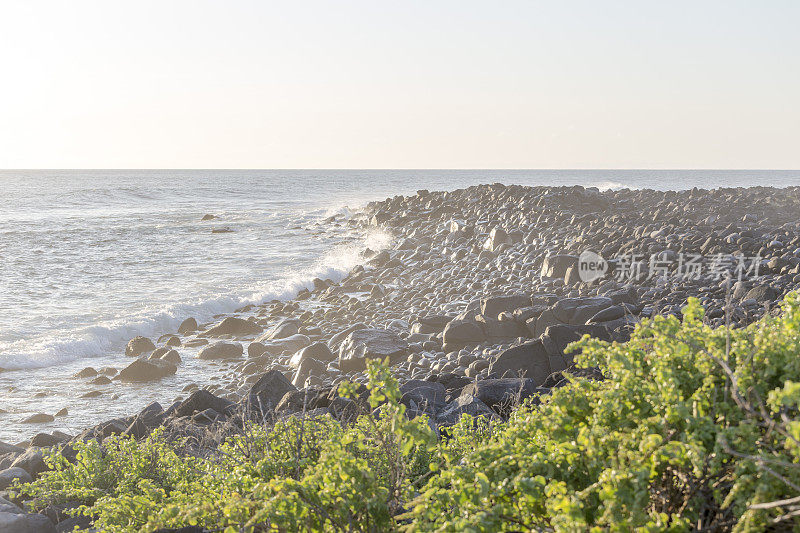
1,169,798,373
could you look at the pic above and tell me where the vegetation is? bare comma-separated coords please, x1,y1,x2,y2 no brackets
17,294,800,531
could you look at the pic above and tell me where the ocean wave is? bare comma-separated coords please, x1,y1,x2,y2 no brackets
589,180,641,191
0,227,393,371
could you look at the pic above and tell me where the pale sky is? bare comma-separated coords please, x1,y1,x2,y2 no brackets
0,1,798,169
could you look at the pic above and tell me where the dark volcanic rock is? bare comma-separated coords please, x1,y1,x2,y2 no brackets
460,378,539,416
173,390,234,419
489,340,551,385
248,370,297,414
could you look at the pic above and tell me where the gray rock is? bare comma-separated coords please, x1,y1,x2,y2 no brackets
248,370,297,414
0,468,32,491
178,317,198,334
198,341,243,360
0,512,56,533
204,317,262,337
460,378,538,416
292,358,328,387
437,395,500,427
480,295,532,319
442,320,486,350
11,449,47,478
260,319,301,341
489,340,551,386
117,359,177,382
338,329,408,373
125,336,156,357
289,342,335,368
173,390,234,419
400,380,446,415
540,254,578,279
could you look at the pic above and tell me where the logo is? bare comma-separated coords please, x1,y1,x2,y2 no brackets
578,250,608,282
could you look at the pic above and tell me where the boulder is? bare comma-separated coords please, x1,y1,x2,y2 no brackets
540,254,578,279
479,318,528,340
125,336,156,357
0,468,32,491
248,370,297,414
338,329,408,373
410,315,451,334
21,413,54,424
203,317,262,337
11,449,47,477
292,358,329,387
442,320,486,350
0,512,56,533
480,295,532,319
437,395,500,427
540,324,613,372
259,319,301,341
178,317,198,334
0,497,22,515
268,334,312,355
197,342,243,360
117,359,177,382
489,340,551,385
551,297,613,325
400,380,446,415
744,285,780,303
72,367,97,379
484,227,511,252
460,378,538,416
289,342,335,368
327,323,368,350
173,390,234,419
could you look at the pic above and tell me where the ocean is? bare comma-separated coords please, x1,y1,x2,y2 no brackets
1,169,798,442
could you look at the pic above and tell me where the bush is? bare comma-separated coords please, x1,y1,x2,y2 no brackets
19,294,800,531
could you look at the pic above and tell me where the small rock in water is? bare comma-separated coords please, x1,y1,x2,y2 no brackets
201,213,217,220
125,336,156,357
20,413,54,424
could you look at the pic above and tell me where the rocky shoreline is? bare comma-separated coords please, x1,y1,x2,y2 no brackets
3,183,800,531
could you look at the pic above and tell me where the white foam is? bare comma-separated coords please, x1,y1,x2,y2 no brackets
0,227,393,371
590,180,641,191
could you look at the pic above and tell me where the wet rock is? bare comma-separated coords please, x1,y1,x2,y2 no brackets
72,367,97,379
204,317,262,337
118,359,177,382
198,342,243,360
125,336,156,357
178,317,198,335
21,413,54,424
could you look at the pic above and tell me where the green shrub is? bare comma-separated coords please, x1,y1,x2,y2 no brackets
20,294,800,531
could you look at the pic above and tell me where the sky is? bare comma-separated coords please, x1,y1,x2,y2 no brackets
0,0,798,169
